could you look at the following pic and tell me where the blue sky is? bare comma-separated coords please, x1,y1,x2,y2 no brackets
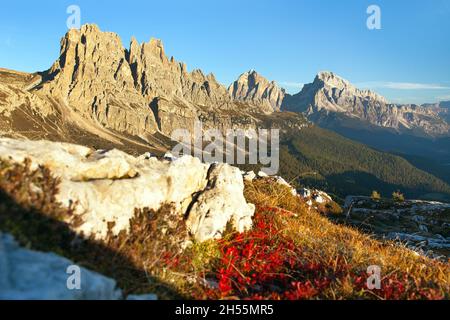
1,0,449,104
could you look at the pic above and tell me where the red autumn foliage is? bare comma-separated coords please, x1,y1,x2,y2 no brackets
202,206,446,300
204,206,332,299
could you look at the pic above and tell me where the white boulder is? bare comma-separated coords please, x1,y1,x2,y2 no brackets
313,194,325,204
274,176,297,196
0,232,122,300
0,138,255,242
186,164,255,242
299,188,311,198
257,171,268,178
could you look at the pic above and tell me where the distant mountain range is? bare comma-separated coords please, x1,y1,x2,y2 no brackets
279,72,450,169
282,71,450,137
1,24,450,200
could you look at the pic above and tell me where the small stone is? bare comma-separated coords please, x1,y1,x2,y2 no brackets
257,171,268,178
243,171,256,181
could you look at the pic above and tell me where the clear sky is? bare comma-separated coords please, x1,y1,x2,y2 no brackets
1,0,449,104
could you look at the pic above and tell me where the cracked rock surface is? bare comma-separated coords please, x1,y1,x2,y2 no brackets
0,138,255,241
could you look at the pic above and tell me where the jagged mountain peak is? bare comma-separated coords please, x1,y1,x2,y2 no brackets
313,71,388,104
229,70,285,112
315,71,351,89
316,71,343,82
238,69,277,85
282,71,449,136
18,24,284,142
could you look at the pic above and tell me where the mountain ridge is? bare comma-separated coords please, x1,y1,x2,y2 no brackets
0,24,295,150
282,71,450,137
2,24,450,202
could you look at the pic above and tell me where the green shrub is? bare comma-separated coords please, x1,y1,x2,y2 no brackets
371,190,381,201
393,191,405,202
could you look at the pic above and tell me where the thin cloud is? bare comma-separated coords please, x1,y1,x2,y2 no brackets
437,94,450,101
358,81,450,90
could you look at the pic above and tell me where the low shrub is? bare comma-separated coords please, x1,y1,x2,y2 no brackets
0,160,448,300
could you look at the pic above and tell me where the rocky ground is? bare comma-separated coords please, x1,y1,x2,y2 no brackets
339,196,450,259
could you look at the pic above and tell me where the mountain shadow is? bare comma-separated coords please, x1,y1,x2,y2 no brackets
0,179,184,300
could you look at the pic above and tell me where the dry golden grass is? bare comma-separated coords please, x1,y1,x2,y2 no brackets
1,159,448,299
244,179,450,299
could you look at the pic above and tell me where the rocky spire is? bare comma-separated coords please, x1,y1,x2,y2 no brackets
37,24,270,138
229,70,285,112
40,24,158,136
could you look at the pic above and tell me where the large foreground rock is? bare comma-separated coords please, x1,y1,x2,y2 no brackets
187,164,253,242
0,232,122,300
0,138,255,241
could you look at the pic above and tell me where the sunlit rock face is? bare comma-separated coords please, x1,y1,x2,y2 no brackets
229,70,285,113
0,137,255,242
283,71,450,136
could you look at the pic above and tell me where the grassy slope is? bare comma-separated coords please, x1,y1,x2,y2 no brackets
0,159,448,300
279,126,450,201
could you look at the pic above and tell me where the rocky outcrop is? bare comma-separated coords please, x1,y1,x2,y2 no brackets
298,188,334,208
128,37,232,108
0,232,123,300
343,196,450,259
229,70,285,113
40,25,158,136
282,72,450,136
35,24,271,139
0,138,255,242
187,164,253,242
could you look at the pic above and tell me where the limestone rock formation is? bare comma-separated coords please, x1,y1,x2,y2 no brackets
37,24,269,139
40,25,158,136
0,232,123,300
229,70,285,113
282,72,450,136
0,24,308,153
128,37,232,107
187,164,255,242
0,138,255,242
342,196,450,259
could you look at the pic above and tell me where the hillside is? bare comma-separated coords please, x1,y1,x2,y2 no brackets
0,140,450,300
278,126,450,201
0,150,448,300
